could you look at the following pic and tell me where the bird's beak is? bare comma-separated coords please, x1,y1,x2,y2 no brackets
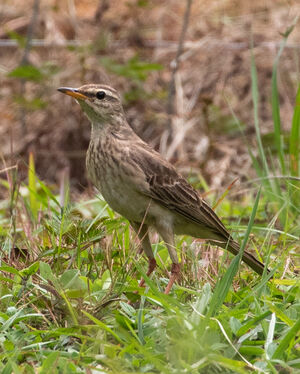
57,87,88,100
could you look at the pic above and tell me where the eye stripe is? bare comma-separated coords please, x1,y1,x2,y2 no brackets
95,89,118,100
105,94,118,101
77,85,120,101
94,91,119,101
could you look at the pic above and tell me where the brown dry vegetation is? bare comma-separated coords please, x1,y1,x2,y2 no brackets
1,0,299,191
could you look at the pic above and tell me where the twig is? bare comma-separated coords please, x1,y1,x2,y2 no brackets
19,0,40,132
20,0,40,66
2,38,300,51
0,39,85,48
166,0,193,129
95,0,110,22
0,165,18,174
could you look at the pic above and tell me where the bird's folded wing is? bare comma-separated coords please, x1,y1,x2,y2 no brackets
129,145,231,239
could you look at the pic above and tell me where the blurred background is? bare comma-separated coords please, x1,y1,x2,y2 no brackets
1,0,299,192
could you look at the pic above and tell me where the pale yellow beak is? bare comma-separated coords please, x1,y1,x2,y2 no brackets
57,87,88,100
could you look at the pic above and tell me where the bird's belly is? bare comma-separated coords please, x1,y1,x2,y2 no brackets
105,187,151,222
93,172,152,223
87,153,169,225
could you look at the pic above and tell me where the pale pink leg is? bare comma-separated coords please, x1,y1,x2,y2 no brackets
130,222,156,287
164,263,180,294
139,258,157,287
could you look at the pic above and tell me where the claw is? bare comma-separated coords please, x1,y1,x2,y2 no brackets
164,263,180,294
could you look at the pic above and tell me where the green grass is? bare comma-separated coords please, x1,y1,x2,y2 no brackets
0,151,299,373
0,32,300,374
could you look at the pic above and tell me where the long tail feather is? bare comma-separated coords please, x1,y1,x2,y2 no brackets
211,238,267,275
227,239,266,276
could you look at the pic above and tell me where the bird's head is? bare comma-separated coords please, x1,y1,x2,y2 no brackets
58,84,124,124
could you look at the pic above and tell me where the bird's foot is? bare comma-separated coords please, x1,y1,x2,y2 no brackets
138,258,157,288
128,258,157,306
164,263,180,294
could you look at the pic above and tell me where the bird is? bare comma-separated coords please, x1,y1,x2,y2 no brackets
58,84,266,293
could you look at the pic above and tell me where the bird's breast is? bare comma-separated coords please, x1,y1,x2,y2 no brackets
86,138,152,223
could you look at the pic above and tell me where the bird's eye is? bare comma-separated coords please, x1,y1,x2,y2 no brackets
96,91,106,100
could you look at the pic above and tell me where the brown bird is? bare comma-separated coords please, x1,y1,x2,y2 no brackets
58,84,266,293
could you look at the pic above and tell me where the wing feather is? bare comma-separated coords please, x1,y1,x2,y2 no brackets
130,144,232,240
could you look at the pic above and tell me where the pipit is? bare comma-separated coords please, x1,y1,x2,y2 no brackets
58,84,266,293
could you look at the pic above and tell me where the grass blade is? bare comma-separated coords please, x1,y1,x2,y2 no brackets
272,318,300,360
251,50,270,179
271,31,292,174
207,188,261,317
265,312,276,359
82,310,123,344
290,84,300,177
28,152,38,219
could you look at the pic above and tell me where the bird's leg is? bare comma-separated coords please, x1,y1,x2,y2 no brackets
139,257,157,287
131,222,157,287
157,223,180,294
164,262,181,294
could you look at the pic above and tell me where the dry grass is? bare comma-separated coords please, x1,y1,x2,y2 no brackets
0,0,299,191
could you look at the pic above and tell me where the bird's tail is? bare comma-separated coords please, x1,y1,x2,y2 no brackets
216,238,267,276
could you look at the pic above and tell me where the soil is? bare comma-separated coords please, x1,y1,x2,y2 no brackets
1,0,299,192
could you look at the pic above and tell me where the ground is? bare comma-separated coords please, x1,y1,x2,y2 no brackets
1,0,299,189
0,1,299,373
